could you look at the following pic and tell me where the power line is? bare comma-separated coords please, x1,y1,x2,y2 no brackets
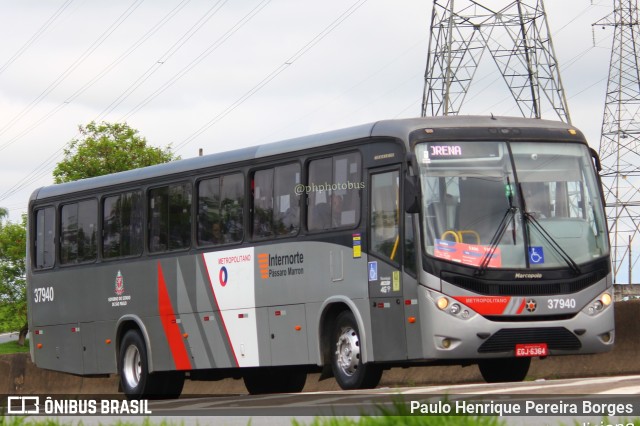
0,0,145,140
97,0,229,120
117,0,271,122
0,0,192,154
0,0,74,74
0,0,248,203
174,0,369,153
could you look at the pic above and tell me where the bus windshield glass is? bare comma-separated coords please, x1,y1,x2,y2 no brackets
416,141,609,269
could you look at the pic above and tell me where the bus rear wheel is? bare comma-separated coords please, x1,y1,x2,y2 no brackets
478,357,531,383
331,311,382,390
118,330,185,399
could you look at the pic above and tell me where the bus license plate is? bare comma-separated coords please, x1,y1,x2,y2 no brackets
515,343,548,357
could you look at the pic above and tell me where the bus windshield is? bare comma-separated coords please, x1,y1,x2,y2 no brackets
416,141,609,270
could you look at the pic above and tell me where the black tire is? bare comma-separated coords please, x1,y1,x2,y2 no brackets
118,330,185,399
478,357,531,383
243,367,307,395
330,311,382,390
159,371,185,399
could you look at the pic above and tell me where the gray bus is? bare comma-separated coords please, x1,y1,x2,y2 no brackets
27,116,614,399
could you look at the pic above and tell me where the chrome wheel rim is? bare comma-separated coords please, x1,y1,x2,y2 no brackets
335,326,360,377
123,344,142,389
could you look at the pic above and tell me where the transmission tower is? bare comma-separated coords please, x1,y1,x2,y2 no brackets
594,0,640,284
421,0,570,123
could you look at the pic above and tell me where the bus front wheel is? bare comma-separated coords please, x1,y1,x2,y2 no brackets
118,330,184,399
478,357,531,383
331,311,382,390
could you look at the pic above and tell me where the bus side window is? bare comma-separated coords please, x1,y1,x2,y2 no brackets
221,173,244,242
34,207,55,269
149,183,191,252
198,173,244,246
307,153,361,231
60,200,97,264
371,171,400,261
274,164,300,236
103,191,143,259
252,169,274,239
252,164,300,240
308,158,332,231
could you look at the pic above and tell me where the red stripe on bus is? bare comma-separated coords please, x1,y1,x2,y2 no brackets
157,262,192,371
516,298,526,314
201,253,240,367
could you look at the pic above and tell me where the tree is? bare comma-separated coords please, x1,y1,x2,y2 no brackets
0,122,178,346
0,214,27,345
52,121,179,183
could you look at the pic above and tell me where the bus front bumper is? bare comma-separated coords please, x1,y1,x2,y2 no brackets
417,287,615,360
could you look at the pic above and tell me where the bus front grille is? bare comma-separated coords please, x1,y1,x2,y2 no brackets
442,268,608,296
477,327,581,353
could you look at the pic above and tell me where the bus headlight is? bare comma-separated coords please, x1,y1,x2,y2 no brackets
584,291,613,316
428,290,474,320
437,297,449,310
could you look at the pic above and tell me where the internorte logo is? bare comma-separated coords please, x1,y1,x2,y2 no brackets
294,181,365,195
257,251,305,279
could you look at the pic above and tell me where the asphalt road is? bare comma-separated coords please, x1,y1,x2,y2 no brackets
0,332,18,344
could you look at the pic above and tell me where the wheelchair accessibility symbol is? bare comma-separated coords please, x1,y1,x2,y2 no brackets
529,247,545,264
368,261,378,282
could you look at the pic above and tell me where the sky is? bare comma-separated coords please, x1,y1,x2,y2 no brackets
0,0,617,222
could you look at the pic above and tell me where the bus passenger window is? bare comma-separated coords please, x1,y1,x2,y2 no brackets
35,207,55,269
149,183,191,252
252,164,300,240
307,153,361,231
252,169,274,239
371,171,400,261
60,200,97,264
103,191,143,259
274,164,300,236
198,173,244,246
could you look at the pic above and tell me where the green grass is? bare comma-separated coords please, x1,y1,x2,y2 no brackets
0,339,29,355
0,418,183,426
293,399,506,426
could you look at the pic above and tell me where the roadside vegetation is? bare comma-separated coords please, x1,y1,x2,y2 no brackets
0,339,30,355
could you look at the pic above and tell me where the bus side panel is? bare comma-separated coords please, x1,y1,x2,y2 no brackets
80,322,98,374
402,272,423,360
32,323,83,375
80,320,117,374
96,320,117,373
268,304,309,366
144,315,191,372
254,242,369,307
370,297,406,361
366,256,408,362
193,311,239,369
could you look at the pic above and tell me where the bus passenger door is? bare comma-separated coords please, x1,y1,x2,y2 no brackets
368,166,407,361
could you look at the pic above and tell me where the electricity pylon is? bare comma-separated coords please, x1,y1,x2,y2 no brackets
594,0,640,284
421,0,570,123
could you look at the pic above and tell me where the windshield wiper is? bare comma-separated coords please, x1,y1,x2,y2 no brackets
475,178,517,276
523,212,581,275
475,206,517,276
